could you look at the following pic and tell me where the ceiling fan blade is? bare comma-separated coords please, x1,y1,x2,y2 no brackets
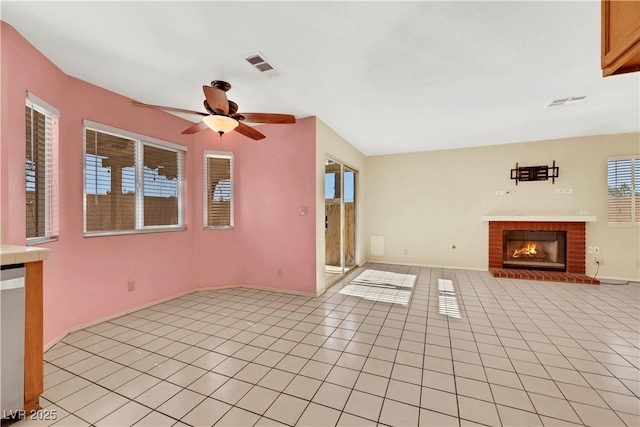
181,121,209,135
235,122,266,140
203,86,229,115
130,100,208,116
238,113,296,124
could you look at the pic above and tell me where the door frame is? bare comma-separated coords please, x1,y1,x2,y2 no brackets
324,154,358,286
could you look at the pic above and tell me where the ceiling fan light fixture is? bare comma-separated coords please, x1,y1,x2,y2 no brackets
203,115,239,135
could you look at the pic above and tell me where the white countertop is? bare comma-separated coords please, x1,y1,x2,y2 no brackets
1,245,51,266
482,215,597,222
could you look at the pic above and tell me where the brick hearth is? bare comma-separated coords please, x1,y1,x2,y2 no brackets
488,221,599,285
489,268,599,284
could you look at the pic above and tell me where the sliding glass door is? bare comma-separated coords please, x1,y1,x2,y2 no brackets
325,157,357,286
344,167,356,271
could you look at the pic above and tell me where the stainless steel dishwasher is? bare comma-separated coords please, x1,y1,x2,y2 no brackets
1,264,26,418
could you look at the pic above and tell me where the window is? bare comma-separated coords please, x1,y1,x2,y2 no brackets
607,155,640,225
204,151,233,228
83,121,186,236
25,93,59,243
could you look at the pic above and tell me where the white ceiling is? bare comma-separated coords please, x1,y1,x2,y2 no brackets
2,1,639,155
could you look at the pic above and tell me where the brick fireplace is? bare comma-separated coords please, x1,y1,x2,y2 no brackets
483,216,599,284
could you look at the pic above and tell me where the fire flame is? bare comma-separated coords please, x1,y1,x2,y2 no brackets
512,242,539,258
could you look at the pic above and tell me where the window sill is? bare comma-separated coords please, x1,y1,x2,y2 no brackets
607,223,639,227
26,237,59,246
84,226,187,238
204,226,234,230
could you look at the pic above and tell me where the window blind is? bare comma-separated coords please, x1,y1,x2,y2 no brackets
205,153,233,228
607,156,638,224
636,158,640,222
84,123,186,236
142,145,183,227
85,129,136,232
25,94,59,242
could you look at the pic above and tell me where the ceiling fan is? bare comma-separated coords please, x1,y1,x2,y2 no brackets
130,80,296,140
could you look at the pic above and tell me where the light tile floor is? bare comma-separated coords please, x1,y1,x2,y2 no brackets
12,263,640,427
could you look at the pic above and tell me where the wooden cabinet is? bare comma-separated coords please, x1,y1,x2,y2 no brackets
24,261,44,412
602,0,640,76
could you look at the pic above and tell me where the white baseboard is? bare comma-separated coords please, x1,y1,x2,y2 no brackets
44,331,71,352
364,259,486,272
595,276,640,283
194,283,318,298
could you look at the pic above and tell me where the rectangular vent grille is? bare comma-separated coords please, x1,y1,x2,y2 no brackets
245,52,281,77
246,55,265,66
255,63,274,72
549,98,569,107
546,96,587,108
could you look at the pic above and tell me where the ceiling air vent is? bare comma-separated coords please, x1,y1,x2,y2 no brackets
255,62,274,72
245,52,282,77
246,55,265,66
545,96,587,108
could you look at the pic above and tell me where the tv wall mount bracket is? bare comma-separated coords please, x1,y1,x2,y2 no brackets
510,160,559,185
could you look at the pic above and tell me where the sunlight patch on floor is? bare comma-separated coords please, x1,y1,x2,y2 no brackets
438,278,461,318
338,269,416,306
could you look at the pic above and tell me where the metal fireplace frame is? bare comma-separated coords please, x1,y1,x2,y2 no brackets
502,230,567,272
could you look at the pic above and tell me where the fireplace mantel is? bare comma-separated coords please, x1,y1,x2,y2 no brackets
482,215,597,222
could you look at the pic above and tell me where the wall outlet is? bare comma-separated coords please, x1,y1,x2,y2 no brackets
587,246,594,254
595,258,604,265
555,188,574,194
127,281,135,292
403,248,409,255
277,269,283,277
495,190,510,196
579,210,589,215
299,206,308,216
593,246,600,254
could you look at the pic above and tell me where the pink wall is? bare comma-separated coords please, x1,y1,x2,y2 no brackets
1,22,317,346
191,119,317,294
237,120,317,294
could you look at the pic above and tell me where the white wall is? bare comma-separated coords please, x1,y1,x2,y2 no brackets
364,132,640,281
316,118,367,293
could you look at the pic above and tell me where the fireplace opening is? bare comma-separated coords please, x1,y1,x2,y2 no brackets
502,230,567,272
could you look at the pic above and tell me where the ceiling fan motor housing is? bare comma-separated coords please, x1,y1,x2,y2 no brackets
211,80,231,92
